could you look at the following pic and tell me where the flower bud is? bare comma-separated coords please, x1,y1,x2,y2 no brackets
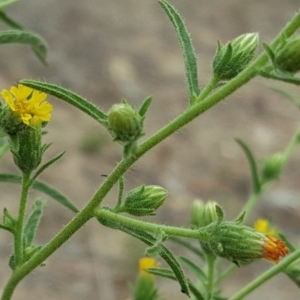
261,153,285,182
190,200,218,228
122,185,167,216
274,36,300,73
107,100,143,144
9,126,46,173
213,33,258,80
199,221,289,266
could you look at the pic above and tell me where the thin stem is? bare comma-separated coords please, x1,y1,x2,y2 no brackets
196,76,219,103
14,172,31,267
229,248,300,300
206,253,216,300
96,208,210,241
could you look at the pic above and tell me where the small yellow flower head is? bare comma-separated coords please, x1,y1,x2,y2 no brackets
138,257,156,277
254,219,277,236
1,84,52,127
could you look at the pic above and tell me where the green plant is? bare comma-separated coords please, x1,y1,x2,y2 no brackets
1,0,300,299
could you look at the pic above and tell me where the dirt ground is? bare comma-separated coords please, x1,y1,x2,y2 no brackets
0,0,300,299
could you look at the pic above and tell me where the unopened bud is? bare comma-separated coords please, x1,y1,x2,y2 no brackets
262,153,285,182
123,185,167,216
190,200,218,228
274,36,300,73
200,221,289,266
107,100,143,144
213,33,258,80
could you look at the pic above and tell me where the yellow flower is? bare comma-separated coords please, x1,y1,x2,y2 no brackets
1,84,52,126
138,257,156,277
254,219,277,236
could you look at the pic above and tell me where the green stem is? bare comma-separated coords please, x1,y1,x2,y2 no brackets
229,248,300,300
2,8,300,300
215,264,237,285
206,253,216,300
196,76,219,102
96,208,210,240
14,172,31,267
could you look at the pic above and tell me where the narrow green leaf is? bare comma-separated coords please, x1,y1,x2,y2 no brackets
19,80,108,127
24,199,45,247
270,87,300,109
159,0,200,102
0,29,47,64
179,256,206,282
98,215,190,297
0,0,19,10
235,139,261,194
0,173,79,213
31,151,65,184
138,96,152,117
0,11,23,29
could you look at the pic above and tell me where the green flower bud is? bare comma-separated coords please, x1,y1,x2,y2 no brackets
107,100,143,144
213,33,258,80
9,126,47,173
200,221,289,266
274,36,300,73
122,185,167,216
261,153,285,182
190,200,218,228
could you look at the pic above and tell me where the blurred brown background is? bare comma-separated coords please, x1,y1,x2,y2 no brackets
0,0,300,299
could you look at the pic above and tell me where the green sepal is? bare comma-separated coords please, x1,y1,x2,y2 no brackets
234,211,245,225
19,80,108,128
215,205,224,224
159,0,200,103
0,173,79,213
24,199,46,247
235,138,261,194
262,43,275,63
0,29,47,64
98,214,190,297
138,96,152,118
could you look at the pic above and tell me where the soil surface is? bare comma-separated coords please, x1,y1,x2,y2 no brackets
0,0,300,299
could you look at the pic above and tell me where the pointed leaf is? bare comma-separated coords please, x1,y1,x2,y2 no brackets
138,96,152,117
188,281,205,300
19,80,108,127
146,267,177,280
259,69,300,85
0,173,79,213
0,29,47,64
31,151,65,183
24,199,45,247
235,138,261,194
262,43,275,62
159,0,200,102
